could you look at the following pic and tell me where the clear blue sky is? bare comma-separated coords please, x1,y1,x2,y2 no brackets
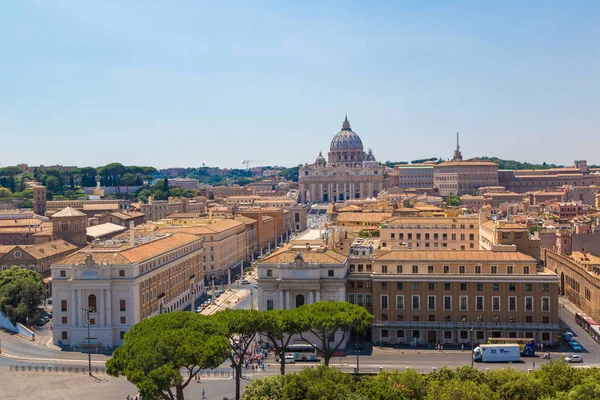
1,1,598,169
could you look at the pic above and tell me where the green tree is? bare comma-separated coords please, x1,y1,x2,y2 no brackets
243,365,357,400
106,312,228,400
357,370,421,400
297,301,373,367
446,195,462,207
44,176,59,192
426,378,493,400
0,267,45,325
262,309,309,375
162,178,170,194
210,309,266,400
533,361,580,396
0,187,12,198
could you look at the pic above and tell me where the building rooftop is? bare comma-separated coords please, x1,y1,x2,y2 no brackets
52,207,86,218
375,249,536,262
436,160,498,167
86,223,128,239
336,212,393,223
56,232,201,265
261,246,347,264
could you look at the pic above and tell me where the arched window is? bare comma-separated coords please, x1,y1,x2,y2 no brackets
88,294,97,311
296,294,305,308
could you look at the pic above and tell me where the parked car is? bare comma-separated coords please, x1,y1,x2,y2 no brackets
569,340,582,352
215,291,221,298
42,316,50,323
565,355,583,363
241,280,250,285
36,320,45,327
47,312,53,319
284,355,295,364
195,307,202,313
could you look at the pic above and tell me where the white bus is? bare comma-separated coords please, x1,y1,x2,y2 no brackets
276,344,317,362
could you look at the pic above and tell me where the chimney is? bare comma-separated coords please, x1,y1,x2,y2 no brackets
129,221,135,247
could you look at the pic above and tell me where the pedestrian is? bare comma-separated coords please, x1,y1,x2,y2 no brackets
202,388,206,399
461,344,464,352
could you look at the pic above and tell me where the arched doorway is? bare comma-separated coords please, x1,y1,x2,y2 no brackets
88,294,96,312
323,193,329,202
295,294,305,308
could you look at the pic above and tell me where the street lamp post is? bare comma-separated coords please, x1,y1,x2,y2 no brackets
82,307,93,376
355,329,360,374
470,326,474,367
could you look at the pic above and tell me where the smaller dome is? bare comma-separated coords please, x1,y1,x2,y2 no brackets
366,149,376,161
315,151,327,165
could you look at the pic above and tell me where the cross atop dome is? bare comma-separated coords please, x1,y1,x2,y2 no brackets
342,115,351,131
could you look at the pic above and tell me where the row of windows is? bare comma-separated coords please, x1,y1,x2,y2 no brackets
378,314,550,324
379,330,553,342
389,233,475,241
60,299,127,313
373,294,551,312
371,282,547,292
378,265,530,275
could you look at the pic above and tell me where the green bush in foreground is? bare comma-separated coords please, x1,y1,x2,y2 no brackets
242,362,600,400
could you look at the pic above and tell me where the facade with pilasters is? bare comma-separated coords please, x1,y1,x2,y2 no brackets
51,232,205,348
256,232,348,347
298,116,387,203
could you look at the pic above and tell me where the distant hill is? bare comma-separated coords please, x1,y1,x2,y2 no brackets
477,157,565,170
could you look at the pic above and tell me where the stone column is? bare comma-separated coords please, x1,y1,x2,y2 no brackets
309,290,314,304
227,268,231,291
71,290,77,327
99,289,105,326
77,289,83,327
106,288,112,327
316,290,321,303
285,290,291,309
279,290,284,309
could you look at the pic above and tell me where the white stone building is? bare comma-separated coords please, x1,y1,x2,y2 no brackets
51,232,205,348
256,229,349,347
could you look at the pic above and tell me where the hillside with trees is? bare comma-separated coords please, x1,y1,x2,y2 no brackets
478,157,564,170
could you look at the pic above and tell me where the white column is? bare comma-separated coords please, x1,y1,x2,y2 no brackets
279,290,284,310
106,288,112,327
227,268,231,291
77,289,83,327
338,288,345,302
71,290,77,327
285,290,291,309
99,289,105,326
316,290,321,303
309,290,314,304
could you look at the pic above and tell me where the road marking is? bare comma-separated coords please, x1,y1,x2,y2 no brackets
0,351,107,364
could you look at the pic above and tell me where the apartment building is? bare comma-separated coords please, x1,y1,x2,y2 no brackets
347,248,559,346
51,232,205,348
397,164,434,191
479,220,541,260
380,216,479,250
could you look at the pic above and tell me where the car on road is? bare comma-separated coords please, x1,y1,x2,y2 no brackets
565,355,583,363
253,284,258,289
284,355,295,364
195,307,202,313
569,340,582,352
47,312,53,319
215,291,221,298
36,320,46,327
241,280,250,285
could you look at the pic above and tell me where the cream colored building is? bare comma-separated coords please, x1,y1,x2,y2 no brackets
434,161,499,196
348,248,559,345
51,232,205,348
479,220,541,260
380,216,479,250
157,218,248,279
298,117,387,203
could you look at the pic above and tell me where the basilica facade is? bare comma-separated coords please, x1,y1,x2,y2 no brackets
298,117,387,203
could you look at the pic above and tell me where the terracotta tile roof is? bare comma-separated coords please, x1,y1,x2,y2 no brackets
23,240,78,260
57,233,201,265
235,216,258,225
375,249,536,262
261,247,347,264
336,212,393,222
52,207,86,218
0,218,44,228
0,245,16,255
109,211,145,220
82,203,120,211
